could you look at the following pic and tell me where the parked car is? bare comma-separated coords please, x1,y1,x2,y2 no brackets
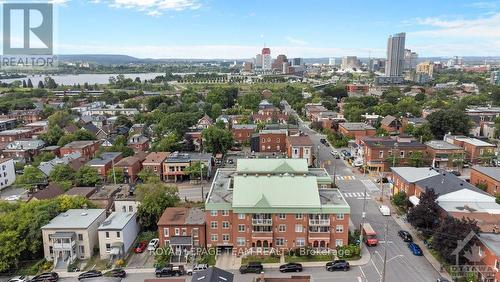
326,260,350,271
134,241,147,253
353,160,363,167
340,150,351,159
279,262,303,273
320,138,327,144
109,268,126,278
227,159,234,164
30,272,59,282
78,270,102,280
331,150,340,159
398,230,413,242
408,242,423,256
375,177,389,183
148,238,159,251
450,170,461,176
5,195,20,201
187,264,209,275
155,266,185,277
7,276,27,282
239,262,263,274
437,277,450,282
379,205,391,216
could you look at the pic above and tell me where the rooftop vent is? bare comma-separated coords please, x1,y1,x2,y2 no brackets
81,211,88,216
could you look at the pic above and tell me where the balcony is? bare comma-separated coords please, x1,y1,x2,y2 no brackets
309,219,330,226
52,241,76,250
252,219,272,225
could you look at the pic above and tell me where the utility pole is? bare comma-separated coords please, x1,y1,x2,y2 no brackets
333,162,337,188
359,182,367,252
200,163,205,201
112,158,117,185
381,217,389,282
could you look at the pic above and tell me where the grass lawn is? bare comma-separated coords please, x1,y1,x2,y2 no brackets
83,255,112,271
242,255,280,264
285,254,333,263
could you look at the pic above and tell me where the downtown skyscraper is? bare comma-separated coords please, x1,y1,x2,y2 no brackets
385,32,406,77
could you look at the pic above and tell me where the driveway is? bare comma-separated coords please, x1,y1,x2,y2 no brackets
127,250,155,269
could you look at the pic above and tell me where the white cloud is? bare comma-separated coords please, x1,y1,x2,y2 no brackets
466,1,500,9
285,36,308,46
108,0,201,16
56,43,383,59
411,13,500,38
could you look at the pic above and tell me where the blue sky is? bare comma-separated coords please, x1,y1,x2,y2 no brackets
47,0,500,58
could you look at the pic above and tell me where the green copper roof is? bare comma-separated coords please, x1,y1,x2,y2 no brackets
236,159,309,174
232,175,321,209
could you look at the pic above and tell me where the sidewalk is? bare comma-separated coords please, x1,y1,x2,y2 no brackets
392,214,452,281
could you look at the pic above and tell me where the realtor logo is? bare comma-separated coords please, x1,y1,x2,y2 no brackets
2,2,56,68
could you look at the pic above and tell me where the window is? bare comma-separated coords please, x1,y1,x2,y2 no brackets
296,238,305,247
105,232,109,239
294,148,298,155
295,224,303,233
210,210,218,216
193,228,199,237
262,138,266,143
78,234,83,241
106,243,111,252
222,221,230,229
400,151,405,158
163,228,169,237
79,245,85,256
495,260,499,270
238,224,245,232
379,151,384,158
175,228,180,235
335,239,343,247
278,224,286,232
337,213,344,220
278,213,286,219
122,206,126,212
211,222,218,229
237,237,245,246
276,238,285,246
276,145,280,151
262,145,266,151
305,149,309,154
336,225,344,233
267,138,271,142
295,213,303,219
222,210,229,216
238,213,245,219
182,228,187,235
276,138,280,142
116,232,120,238
211,235,218,242
222,234,230,242
128,206,133,212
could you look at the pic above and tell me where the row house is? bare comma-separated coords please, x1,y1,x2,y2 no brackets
444,135,496,164
0,128,34,143
424,140,465,170
157,207,206,257
338,123,376,139
194,115,213,130
60,140,101,160
127,134,149,151
205,159,350,252
83,108,139,117
97,212,139,260
251,112,289,124
286,135,313,166
142,152,170,180
476,233,500,282
163,152,213,182
1,139,45,163
5,109,43,124
0,118,17,132
114,154,146,183
470,166,500,197
24,120,49,135
86,152,123,178
231,124,257,144
258,129,288,153
379,115,403,135
361,136,427,171
304,103,329,120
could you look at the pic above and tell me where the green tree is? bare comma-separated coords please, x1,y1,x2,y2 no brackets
239,92,261,110
57,133,77,147
33,152,55,167
412,123,434,142
75,165,101,186
48,111,73,128
49,164,75,189
409,151,424,167
136,183,179,230
107,167,125,184
202,126,234,154
210,103,222,120
407,189,440,238
154,247,172,268
153,133,180,152
74,129,96,141
392,191,407,210
184,161,208,180
16,166,46,191
322,85,348,101
427,108,472,139
138,168,160,184
0,231,22,272
114,115,133,128
40,125,64,146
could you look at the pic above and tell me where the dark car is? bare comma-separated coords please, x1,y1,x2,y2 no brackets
450,170,461,176
155,266,184,277
109,268,126,278
30,272,59,282
408,242,423,256
326,260,350,271
398,230,413,242
239,262,263,274
320,138,327,144
78,270,102,280
279,263,303,273
134,241,147,253
437,277,450,282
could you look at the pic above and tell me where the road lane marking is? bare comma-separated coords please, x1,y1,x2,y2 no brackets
370,259,381,277
360,179,380,192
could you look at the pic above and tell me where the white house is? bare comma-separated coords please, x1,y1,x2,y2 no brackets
98,212,139,260
0,158,16,190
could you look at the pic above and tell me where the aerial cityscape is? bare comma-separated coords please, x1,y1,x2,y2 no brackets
0,1,500,282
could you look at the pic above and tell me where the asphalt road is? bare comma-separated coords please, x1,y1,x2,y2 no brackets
298,117,441,282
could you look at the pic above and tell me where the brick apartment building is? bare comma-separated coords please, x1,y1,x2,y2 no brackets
86,152,123,178
258,129,288,153
286,135,313,166
424,140,465,170
360,136,427,171
0,128,34,143
205,159,350,252
60,140,101,160
232,124,257,144
142,152,170,180
338,123,376,139
163,152,213,182
379,115,403,135
114,153,147,183
157,207,206,254
444,135,496,164
470,166,500,196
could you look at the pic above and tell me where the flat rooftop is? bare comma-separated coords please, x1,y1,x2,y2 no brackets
99,212,135,230
42,209,105,229
339,122,375,131
425,140,463,150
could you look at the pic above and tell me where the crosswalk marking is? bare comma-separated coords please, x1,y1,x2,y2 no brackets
360,179,380,192
335,175,356,181
342,192,368,198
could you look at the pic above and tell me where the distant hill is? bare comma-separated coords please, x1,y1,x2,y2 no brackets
57,54,141,65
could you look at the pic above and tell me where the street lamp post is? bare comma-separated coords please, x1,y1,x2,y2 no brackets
200,163,205,202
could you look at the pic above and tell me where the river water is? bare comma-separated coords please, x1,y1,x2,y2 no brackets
0,73,165,85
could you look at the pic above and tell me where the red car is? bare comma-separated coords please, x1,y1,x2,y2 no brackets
134,241,147,253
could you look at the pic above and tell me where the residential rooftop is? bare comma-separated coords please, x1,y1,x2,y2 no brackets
98,212,136,230
391,167,440,183
339,122,375,131
5,139,45,150
452,136,495,147
87,152,122,166
166,152,212,163
0,128,31,135
232,124,257,130
157,207,205,226
143,152,170,165
63,140,99,149
472,166,500,181
478,233,500,256
287,135,313,146
425,140,463,150
42,209,105,229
